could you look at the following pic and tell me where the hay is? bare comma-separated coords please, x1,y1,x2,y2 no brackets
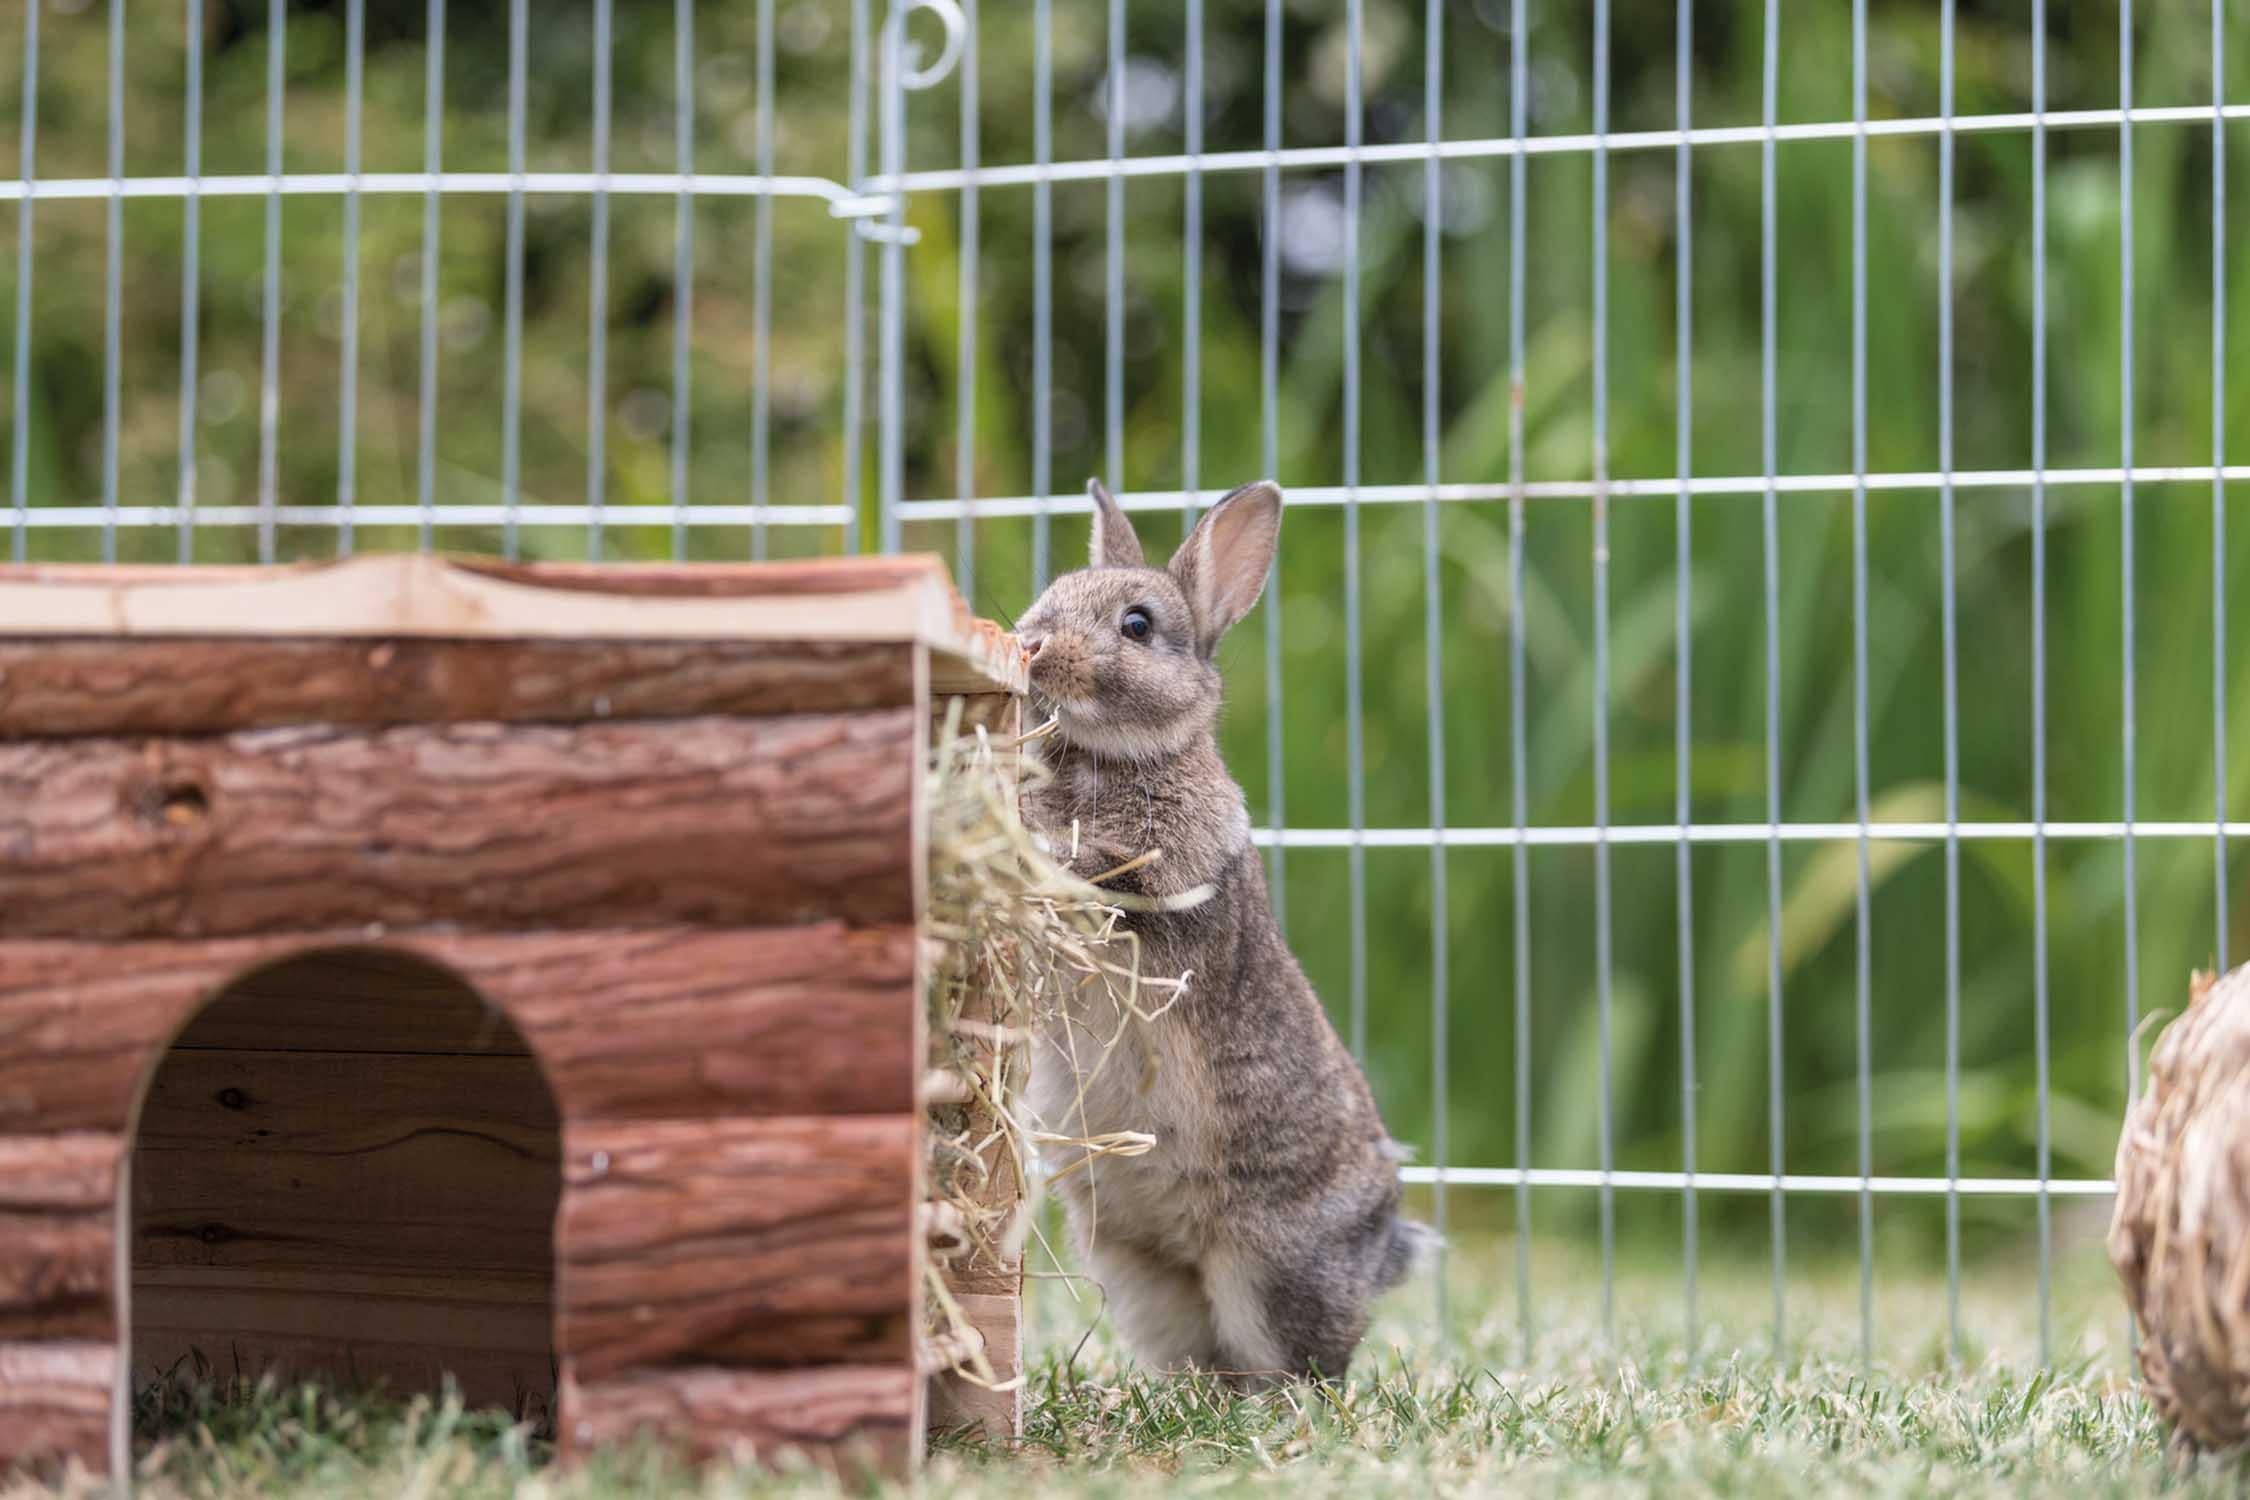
2109,962,2250,1458
919,703,1174,1390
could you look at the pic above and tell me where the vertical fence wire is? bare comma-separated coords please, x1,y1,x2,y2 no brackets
415,0,445,552
1760,0,1786,1355
877,5,905,555
2119,0,2140,1087
1674,0,1699,1361
1104,0,1124,497
257,0,283,563
1939,0,1962,1360
752,0,776,559
1421,0,1449,1333
955,0,979,596
1508,0,1533,1360
1261,0,1286,932
842,0,869,556
100,0,121,563
336,0,365,556
2031,0,2060,1373
1182,0,1203,534
1344,0,1368,1066
0,48,24,536
1591,0,1617,1347
586,0,615,560
1030,0,1051,586
7,0,34,562
2103,0,2143,1369
669,0,694,559
2215,0,2231,977
501,0,527,558
1849,0,1876,1371
176,0,204,563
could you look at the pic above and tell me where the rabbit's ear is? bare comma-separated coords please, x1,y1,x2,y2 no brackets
1087,478,1146,569
1169,480,1282,652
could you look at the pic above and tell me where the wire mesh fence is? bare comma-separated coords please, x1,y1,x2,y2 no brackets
4,0,2248,1366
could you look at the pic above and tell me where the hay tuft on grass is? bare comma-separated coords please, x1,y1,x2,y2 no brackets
2109,961,2250,1458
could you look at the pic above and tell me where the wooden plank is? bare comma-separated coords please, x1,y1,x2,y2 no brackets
446,556,952,598
132,1049,559,1277
0,925,917,1134
0,941,220,1135
933,692,1021,738
493,926,918,1122
0,708,915,939
557,1116,916,1380
926,1293,1022,1442
131,1267,553,1412
0,1341,112,1478
0,1135,119,1342
0,556,946,594
0,637,916,739
559,1363,916,1473
0,555,1022,697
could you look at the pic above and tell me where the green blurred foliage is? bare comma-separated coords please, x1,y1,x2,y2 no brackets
4,0,2248,1250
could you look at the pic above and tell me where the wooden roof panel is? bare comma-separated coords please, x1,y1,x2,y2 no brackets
0,553,1023,696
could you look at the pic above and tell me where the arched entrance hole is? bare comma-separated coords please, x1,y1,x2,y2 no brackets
127,947,561,1417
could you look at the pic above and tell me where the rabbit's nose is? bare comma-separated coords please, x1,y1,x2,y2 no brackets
1020,633,1047,660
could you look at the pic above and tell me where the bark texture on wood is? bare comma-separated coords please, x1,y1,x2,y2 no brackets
0,709,915,940
0,1341,112,1477
558,1116,916,1380
559,1362,916,1471
0,926,915,1134
0,1135,119,1343
0,638,915,739
489,926,917,1122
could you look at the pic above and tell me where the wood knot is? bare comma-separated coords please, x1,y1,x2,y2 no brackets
140,780,210,827
196,1222,233,1245
215,1087,249,1111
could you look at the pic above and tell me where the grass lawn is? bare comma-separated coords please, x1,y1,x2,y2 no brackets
12,1221,2242,1498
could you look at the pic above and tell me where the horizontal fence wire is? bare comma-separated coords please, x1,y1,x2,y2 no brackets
1397,1167,2117,1197
893,467,2250,517
10,100,2250,210
1244,822,2250,847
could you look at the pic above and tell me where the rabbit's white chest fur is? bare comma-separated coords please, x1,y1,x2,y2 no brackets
1027,966,1226,1260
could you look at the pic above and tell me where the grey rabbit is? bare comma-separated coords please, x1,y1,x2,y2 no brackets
1017,476,1431,1386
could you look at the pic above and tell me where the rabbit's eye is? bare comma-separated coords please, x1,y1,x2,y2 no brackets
1120,607,1154,642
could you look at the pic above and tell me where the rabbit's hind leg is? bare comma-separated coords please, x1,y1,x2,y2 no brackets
1086,1236,1219,1374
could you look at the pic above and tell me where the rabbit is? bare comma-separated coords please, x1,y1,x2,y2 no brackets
1016,476,1431,1387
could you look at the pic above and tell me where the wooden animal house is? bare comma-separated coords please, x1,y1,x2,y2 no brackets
0,553,1026,1480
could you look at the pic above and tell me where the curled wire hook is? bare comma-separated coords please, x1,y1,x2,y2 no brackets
890,0,967,92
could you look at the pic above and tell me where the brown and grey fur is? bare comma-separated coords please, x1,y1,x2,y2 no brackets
1018,478,1430,1386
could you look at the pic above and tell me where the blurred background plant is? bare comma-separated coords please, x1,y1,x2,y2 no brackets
3,0,2246,1274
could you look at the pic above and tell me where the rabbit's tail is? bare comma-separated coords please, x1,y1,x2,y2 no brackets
1376,1215,1442,1292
